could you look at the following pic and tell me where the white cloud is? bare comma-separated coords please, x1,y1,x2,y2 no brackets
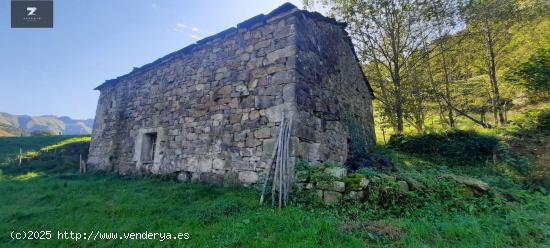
173,23,205,37
173,23,187,32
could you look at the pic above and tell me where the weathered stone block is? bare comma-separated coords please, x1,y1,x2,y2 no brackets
405,177,424,190
229,113,242,124
348,190,364,201
323,191,342,205
264,105,283,122
191,172,201,182
316,190,324,200
254,127,271,139
359,178,370,188
262,138,276,156
329,181,345,192
212,158,225,170
199,159,213,172
444,173,490,192
398,181,409,191
245,137,262,147
200,172,225,186
249,110,260,120
265,47,293,64
238,171,259,184
325,167,347,179
255,96,275,108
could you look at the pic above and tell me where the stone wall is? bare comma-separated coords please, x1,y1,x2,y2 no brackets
296,165,416,205
293,12,375,164
88,4,375,186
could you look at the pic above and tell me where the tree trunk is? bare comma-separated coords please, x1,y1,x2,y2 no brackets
415,119,423,133
490,81,499,127
484,19,506,127
393,56,403,133
426,48,449,127
441,51,455,128
381,126,387,145
503,101,508,123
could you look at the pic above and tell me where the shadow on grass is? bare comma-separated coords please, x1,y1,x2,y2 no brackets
0,136,90,179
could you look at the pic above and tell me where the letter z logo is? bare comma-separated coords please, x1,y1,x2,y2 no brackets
11,0,53,28
26,7,37,16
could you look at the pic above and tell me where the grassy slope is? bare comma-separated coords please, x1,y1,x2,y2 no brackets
0,136,90,165
374,102,550,143
0,174,364,247
373,146,549,247
0,136,548,247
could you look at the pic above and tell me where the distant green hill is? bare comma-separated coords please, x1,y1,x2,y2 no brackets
0,112,93,137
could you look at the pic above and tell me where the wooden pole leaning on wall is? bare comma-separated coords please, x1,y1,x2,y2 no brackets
79,154,87,174
259,113,292,208
259,115,283,205
277,117,286,208
283,118,293,207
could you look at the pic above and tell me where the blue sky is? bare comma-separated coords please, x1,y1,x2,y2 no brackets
0,0,312,119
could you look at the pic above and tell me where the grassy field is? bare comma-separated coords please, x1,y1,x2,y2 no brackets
0,135,548,247
374,102,550,144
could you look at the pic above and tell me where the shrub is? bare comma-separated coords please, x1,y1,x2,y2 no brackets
506,47,550,100
510,108,550,133
388,130,499,165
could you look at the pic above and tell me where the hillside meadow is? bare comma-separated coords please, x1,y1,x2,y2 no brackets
0,131,548,247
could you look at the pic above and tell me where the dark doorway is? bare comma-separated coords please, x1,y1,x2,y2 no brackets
141,132,157,162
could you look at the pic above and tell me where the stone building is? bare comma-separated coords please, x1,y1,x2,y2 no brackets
88,3,375,186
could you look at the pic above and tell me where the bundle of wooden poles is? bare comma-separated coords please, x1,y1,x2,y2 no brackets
259,114,293,208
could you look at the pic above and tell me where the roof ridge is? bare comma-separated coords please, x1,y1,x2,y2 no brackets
94,2,345,90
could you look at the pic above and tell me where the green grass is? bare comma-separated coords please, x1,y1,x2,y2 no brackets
374,102,550,143
0,135,549,247
0,174,367,247
0,135,90,165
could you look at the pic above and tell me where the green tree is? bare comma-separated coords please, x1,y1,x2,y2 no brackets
304,0,459,133
461,0,519,126
508,48,550,99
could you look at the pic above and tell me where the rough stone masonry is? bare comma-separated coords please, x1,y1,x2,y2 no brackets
88,3,376,186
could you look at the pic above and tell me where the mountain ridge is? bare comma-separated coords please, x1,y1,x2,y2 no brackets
0,112,94,137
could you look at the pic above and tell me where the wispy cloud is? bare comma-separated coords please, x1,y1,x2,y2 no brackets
173,23,205,40
173,23,187,32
